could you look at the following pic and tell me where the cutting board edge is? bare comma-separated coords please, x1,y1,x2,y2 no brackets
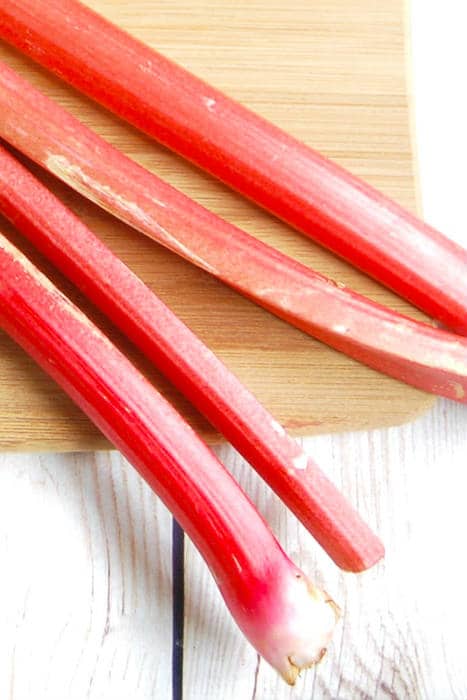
0,394,436,453
0,0,437,452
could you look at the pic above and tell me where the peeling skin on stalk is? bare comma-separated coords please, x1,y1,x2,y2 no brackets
45,153,219,275
2,0,465,339
0,143,385,573
0,231,341,683
0,59,466,405
45,153,155,227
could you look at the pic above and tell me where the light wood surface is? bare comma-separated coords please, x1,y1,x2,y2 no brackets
184,400,467,699
0,451,174,699
0,0,434,452
1,399,467,699
2,2,467,697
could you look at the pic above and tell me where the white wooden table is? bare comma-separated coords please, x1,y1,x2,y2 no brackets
1,2,466,698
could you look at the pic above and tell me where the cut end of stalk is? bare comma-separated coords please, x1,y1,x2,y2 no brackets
246,573,340,685
282,650,326,686
340,538,385,574
279,583,340,685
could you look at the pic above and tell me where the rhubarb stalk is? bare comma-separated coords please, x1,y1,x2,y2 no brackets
0,0,465,334
0,143,383,572
0,61,466,403
0,230,339,684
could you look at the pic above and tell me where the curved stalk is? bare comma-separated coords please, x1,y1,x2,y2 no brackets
0,232,339,684
0,144,383,572
0,62,465,404
0,0,465,333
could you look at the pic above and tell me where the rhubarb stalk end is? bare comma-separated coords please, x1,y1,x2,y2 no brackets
242,573,340,685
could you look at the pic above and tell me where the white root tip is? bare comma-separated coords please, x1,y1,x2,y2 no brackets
270,578,340,686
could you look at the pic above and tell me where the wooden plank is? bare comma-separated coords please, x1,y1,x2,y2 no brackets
0,0,434,452
0,451,173,698
2,406,467,699
2,4,466,697
183,399,467,698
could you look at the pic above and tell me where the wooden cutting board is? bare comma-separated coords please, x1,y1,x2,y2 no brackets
0,0,434,452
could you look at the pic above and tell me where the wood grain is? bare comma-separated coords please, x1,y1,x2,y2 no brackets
2,399,466,699
1,4,466,697
0,451,173,699
184,399,467,699
0,0,434,452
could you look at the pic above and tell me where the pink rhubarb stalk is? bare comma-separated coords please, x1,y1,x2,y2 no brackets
0,61,466,403
0,230,339,684
0,0,466,334
0,144,383,573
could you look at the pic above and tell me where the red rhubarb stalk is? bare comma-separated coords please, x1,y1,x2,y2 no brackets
0,230,339,684
0,62,466,403
0,0,465,334
0,144,383,573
